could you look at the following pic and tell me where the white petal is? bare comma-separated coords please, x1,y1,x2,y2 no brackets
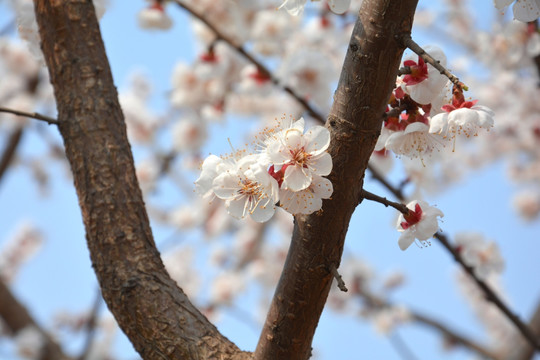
429,113,449,135
213,172,241,200
250,200,276,222
327,0,351,14
304,126,331,155
311,175,333,199
226,198,249,219
283,165,312,191
279,0,308,16
513,0,540,22
284,128,304,150
494,0,514,10
310,152,333,176
398,231,415,250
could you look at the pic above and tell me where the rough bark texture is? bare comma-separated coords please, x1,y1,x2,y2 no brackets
254,1,418,359
0,279,72,360
32,1,249,359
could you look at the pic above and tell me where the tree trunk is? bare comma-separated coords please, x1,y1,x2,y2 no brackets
32,1,249,359
254,1,418,359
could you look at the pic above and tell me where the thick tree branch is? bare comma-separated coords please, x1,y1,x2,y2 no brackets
0,106,58,125
32,1,248,359
0,279,72,360
253,1,419,359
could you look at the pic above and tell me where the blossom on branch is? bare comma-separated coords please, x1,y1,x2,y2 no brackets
429,84,495,140
195,117,334,220
396,200,444,250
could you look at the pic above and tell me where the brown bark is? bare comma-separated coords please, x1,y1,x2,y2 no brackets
0,279,71,360
32,1,248,359
254,1,418,359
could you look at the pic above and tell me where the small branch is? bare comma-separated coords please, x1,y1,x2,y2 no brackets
360,189,409,214
368,164,540,352
361,290,502,360
366,163,405,200
78,289,103,360
389,331,420,360
329,264,348,292
0,127,23,185
0,279,72,360
397,66,412,76
435,232,540,352
173,0,326,124
400,35,463,88
0,106,58,125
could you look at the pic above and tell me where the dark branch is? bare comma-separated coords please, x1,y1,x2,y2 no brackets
360,189,409,214
0,279,72,360
0,106,58,125
361,290,502,360
0,127,23,185
400,35,463,88
435,232,540,351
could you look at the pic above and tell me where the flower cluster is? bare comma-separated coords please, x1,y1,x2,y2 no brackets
195,118,333,222
376,46,495,160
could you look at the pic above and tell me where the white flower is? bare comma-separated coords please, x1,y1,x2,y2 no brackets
279,174,333,215
396,200,444,250
172,114,208,153
212,155,279,222
385,122,440,158
266,117,332,192
194,155,226,198
429,101,495,139
402,46,449,105
455,233,504,279
138,3,173,30
494,0,540,22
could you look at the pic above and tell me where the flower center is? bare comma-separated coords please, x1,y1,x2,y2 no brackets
289,147,310,168
400,203,423,229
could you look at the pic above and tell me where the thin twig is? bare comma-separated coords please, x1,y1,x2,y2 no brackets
361,290,502,360
329,263,348,292
366,163,405,200
400,35,463,88
360,189,409,214
0,106,58,125
388,331,420,360
0,127,23,185
78,289,103,360
435,231,540,351
173,0,326,124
